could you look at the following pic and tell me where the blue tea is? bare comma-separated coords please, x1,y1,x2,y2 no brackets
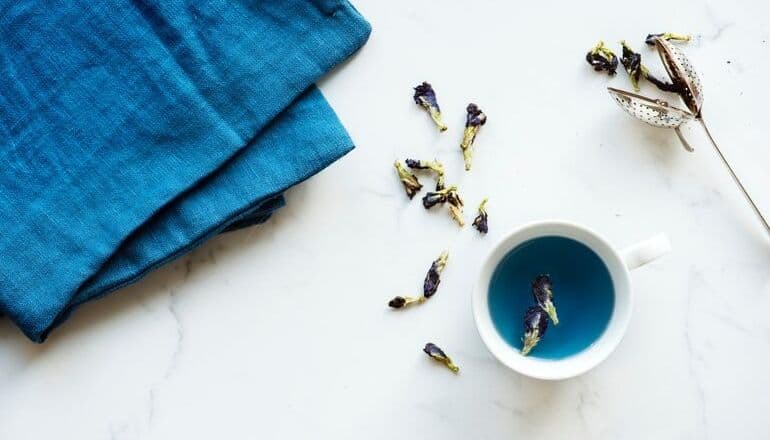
488,236,614,359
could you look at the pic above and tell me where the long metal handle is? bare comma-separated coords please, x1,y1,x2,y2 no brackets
699,117,770,236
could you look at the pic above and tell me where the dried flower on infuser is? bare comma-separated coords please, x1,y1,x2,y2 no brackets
423,250,449,298
645,32,691,46
460,104,487,170
652,36,703,116
447,189,465,227
394,161,423,199
422,185,457,209
521,306,548,356
472,198,489,234
610,32,770,236
585,41,618,75
406,158,446,190
532,274,559,325
423,342,459,373
413,82,448,132
620,40,679,93
388,295,425,309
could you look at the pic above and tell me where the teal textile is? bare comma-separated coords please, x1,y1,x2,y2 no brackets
0,0,371,342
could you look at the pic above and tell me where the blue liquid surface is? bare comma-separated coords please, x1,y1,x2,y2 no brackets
488,236,614,359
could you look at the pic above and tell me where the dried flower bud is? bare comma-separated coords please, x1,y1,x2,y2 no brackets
447,189,463,208
446,189,465,227
645,32,691,46
472,198,489,234
460,104,487,171
394,161,423,199
422,185,457,209
406,158,446,190
521,306,548,356
585,40,618,75
388,295,425,309
620,41,679,93
423,250,449,298
448,204,464,227
423,342,459,373
413,82,448,132
531,274,559,325
620,40,643,92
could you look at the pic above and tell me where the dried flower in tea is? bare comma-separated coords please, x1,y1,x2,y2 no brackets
422,185,457,209
472,198,489,234
406,158,446,190
460,104,487,170
413,82,448,132
388,295,426,309
645,32,691,46
585,41,618,75
423,250,449,298
620,41,678,93
394,161,423,199
532,274,559,325
423,342,459,373
521,306,548,356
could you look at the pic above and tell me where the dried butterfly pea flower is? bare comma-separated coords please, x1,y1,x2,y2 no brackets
388,295,425,309
448,204,464,227
585,40,618,75
472,198,488,234
405,158,443,175
388,251,449,308
460,104,487,170
422,185,457,209
413,82,448,132
521,306,548,356
447,190,463,209
446,189,465,227
406,158,446,190
423,342,459,373
645,32,691,46
532,274,559,325
620,41,679,93
620,40,643,92
394,161,423,199
423,250,449,298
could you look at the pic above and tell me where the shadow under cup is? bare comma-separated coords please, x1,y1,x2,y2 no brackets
473,221,635,380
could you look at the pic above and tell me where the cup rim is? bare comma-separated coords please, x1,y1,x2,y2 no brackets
471,219,633,380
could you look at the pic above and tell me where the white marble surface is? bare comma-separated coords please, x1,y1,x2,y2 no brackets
2,0,770,438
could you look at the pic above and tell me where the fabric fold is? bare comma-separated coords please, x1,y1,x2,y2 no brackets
0,0,371,341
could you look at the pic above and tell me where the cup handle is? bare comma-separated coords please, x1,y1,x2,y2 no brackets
620,233,671,270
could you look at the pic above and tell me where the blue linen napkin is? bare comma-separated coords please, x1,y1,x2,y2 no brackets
0,0,371,341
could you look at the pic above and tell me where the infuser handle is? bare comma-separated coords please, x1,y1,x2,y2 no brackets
698,117,770,237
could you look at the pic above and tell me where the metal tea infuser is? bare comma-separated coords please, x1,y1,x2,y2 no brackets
608,37,770,236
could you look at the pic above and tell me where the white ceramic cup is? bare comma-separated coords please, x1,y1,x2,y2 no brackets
472,220,671,380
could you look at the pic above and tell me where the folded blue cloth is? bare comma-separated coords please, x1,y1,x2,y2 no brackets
0,0,371,341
